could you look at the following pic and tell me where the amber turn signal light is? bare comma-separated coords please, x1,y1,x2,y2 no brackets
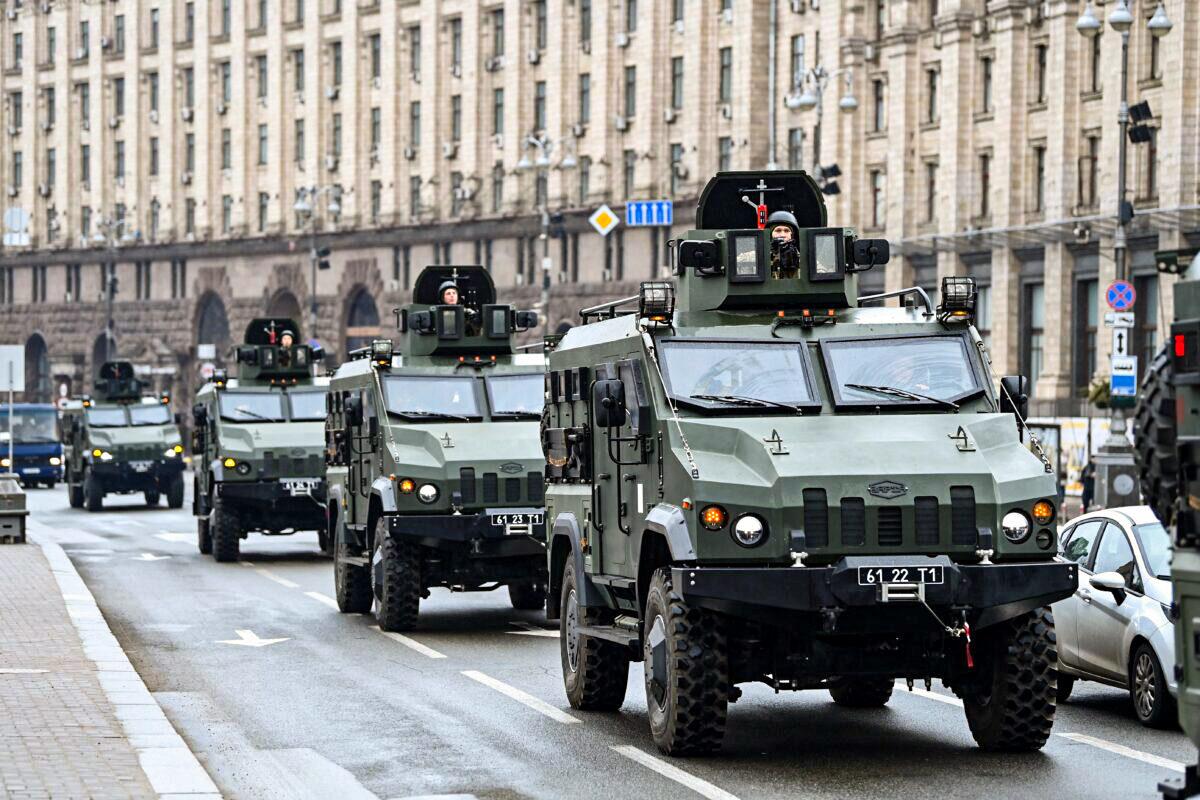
1032,500,1055,526
700,505,728,531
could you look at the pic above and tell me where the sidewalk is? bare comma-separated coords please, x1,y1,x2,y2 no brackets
0,537,219,799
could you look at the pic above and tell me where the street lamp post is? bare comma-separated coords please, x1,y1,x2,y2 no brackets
786,65,858,174
516,135,576,332
92,212,134,364
292,186,341,341
1076,0,1172,509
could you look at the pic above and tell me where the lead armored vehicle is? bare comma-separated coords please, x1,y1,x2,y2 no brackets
541,171,1077,755
326,266,547,630
62,361,185,511
192,318,329,561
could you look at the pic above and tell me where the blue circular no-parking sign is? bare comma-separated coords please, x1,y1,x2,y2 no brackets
1106,280,1137,311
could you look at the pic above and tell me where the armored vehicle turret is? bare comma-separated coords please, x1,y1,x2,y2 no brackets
326,266,547,630
191,318,329,561
542,171,1077,756
62,361,186,511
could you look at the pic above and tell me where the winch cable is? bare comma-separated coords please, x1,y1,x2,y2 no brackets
641,330,700,479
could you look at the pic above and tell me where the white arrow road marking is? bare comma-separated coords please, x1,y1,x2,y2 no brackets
461,670,579,724
154,533,192,543
215,629,290,647
611,746,740,800
507,621,560,638
133,553,171,561
375,626,447,659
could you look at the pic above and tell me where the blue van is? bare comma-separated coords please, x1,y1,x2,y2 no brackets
1,403,64,487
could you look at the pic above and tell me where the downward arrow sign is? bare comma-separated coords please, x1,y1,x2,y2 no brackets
134,553,171,561
216,629,291,647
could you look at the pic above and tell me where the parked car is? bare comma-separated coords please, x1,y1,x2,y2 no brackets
1054,506,1176,727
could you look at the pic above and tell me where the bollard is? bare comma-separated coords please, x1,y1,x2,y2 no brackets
0,473,29,544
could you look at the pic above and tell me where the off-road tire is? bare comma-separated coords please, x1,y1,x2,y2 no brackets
67,473,84,509
144,491,161,506
1134,345,1178,525
211,500,241,563
1130,642,1176,728
828,677,894,708
963,607,1058,751
643,567,729,756
560,562,629,711
1056,674,1075,703
166,474,185,509
197,517,213,555
84,470,103,512
508,582,547,611
374,520,421,631
334,536,372,614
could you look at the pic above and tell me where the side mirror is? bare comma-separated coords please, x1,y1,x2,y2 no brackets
1090,571,1128,604
345,395,364,427
999,376,1029,419
514,310,540,331
367,415,379,440
311,344,326,362
851,238,890,270
677,240,722,275
592,379,627,429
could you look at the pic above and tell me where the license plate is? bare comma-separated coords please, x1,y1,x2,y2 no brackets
281,478,319,496
130,461,152,472
490,512,544,528
858,565,944,586
21,468,39,475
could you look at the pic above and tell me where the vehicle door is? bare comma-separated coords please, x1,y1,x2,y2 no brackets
1076,522,1142,681
348,387,377,527
1056,518,1106,668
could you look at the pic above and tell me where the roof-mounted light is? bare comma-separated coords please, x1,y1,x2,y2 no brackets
638,281,675,324
937,276,978,324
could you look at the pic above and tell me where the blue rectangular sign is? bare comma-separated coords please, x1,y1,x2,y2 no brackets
625,200,674,227
1110,374,1137,397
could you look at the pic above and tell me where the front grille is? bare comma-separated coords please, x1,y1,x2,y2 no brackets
527,472,544,503
914,497,939,545
802,488,829,547
504,477,521,503
482,472,499,503
840,498,865,546
877,506,903,546
459,468,477,504
950,486,977,545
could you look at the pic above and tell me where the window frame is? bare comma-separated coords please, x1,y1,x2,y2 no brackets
656,337,824,414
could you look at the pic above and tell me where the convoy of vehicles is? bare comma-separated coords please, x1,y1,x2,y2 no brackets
61,361,186,511
325,266,548,630
191,318,329,561
0,403,63,488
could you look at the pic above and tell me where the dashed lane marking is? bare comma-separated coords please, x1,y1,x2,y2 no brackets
611,745,740,800
507,621,560,638
375,626,447,659
154,533,192,543
304,591,340,610
461,670,580,724
257,569,300,589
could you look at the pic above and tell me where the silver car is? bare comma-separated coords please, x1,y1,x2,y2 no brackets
1054,505,1176,727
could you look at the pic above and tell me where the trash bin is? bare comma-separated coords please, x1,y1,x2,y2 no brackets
0,474,28,544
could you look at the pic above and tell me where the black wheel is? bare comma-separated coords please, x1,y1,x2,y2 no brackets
1130,643,1176,728
84,470,103,512
144,491,161,506
373,518,421,631
643,567,729,756
560,561,629,711
962,607,1058,751
828,677,894,708
1057,674,1075,703
166,474,185,509
211,499,241,562
67,472,84,509
508,582,547,611
45,480,56,490
1134,345,1178,525
197,517,213,555
334,533,372,614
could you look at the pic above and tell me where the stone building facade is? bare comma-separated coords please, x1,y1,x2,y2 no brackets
0,0,1194,417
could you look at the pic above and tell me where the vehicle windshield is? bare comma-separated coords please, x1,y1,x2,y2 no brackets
658,340,816,409
85,407,128,427
129,404,172,426
823,335,982,407
219,392,285,423
0,408,59,442
486,374,544,417
1136,522,1173,580
383,375,481,420
288,391,328,421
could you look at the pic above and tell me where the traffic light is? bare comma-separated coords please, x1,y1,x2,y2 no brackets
313,246,332,271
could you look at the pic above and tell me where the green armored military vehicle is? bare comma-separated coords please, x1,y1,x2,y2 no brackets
541,171,1078,755
326,266,547,630
191,318,330,562
62,361,186,511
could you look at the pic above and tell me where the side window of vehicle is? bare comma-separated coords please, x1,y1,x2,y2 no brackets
1092,527,1141,591
1062,519,1104,569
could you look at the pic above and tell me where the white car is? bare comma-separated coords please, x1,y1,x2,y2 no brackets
1053,506,1176,727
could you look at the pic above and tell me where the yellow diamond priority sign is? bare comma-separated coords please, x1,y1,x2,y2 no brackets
588,204,620,237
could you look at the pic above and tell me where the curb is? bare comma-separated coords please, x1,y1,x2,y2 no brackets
34,533,223,800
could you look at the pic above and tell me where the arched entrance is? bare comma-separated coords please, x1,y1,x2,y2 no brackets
195,291,231,364
23,334,50,403
267,290,303,325
91,333,115,380
344,287,381,355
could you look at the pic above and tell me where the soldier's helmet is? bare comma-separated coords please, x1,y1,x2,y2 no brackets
766,209,799,240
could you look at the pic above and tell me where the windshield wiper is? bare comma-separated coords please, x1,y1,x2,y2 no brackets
843,383,959,410
688,393,802,412
229,406,278,422
394,409,474,422
491,411,542,419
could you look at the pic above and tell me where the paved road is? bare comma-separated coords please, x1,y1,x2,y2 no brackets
24,483,1199,800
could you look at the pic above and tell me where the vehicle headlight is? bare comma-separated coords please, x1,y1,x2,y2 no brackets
235,462,251,475
164,448,178,458
732,514,767,547
417,483,439,504
223,457,236,469
0,457,8,468
99,451,113,462
397,478,416,494
1001,510,1031,544
49,456,61,466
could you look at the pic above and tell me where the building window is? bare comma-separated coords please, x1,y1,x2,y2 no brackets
1032,144,1046,213
491,9,505,57
671,57,684,110
370,34,381,80
672,0,684,23
410,177,422,217
1090,34,1101,93
185,2,195,42
492,89,504,135
183,67,195,107
535,0,548,50
45,147,55,185
293,0,304,24
256,54,268,99
719,47,732,104
81,207,92,240
1144,127,1158,199
926,68,939,123
294,118,305,162
370,107,381,152
222,195,233,233
148,137,158,175
924,161,937,222
451,95,462,141
80,144,90,185
220,62,232,103
11,32,22,70
78,83,87,120
114,15,126,53
220,0,231,36
331,41,342,86
580,0,592,45
875,0,886,39
148,9,159,47
221,128,232,170
47,27,56,64
258,192,269,232
1074,279,1098,391
1134,274,1159,373
578,156,591,205
148,72,159,111
450,171,464,216
978,152,991,218
44,87,55,127
870,170,885,228
449,18,462,73
79,20,89,57
185,200,196,235
370,180,382,223
670,142,683,196
293,49,305,92
1149,33,1161,81
409,26,421,79
8,92,21,131
257,124,268,165
980,56,993,113
257,0,267,28
114,77,125,116
623,149,636,197
626,0,637,32
790,34,805,88
534,82,546,131
624,66,636,118
11,151,21,188
787,128,803,170
1024,282,1045,394
491,161,504,213
410,101,421,147
332,113,342,156
185,133,195,171
718,136,732,171
1080,134,1100,208
535,173,547,209
114,141,125,180
578,73,591,124
1034,44,1047,104
872,79,885,131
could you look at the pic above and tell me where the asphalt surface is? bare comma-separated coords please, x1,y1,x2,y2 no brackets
24,481,1200,800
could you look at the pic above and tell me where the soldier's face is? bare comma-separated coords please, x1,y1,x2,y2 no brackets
281,334,294,348
772,225,793,243
442,288,459,305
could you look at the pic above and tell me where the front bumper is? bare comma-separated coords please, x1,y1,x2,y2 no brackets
91,457,184,490
387,507,546,558
216,478,327,529
674,555,1077,629
13,463,62,482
